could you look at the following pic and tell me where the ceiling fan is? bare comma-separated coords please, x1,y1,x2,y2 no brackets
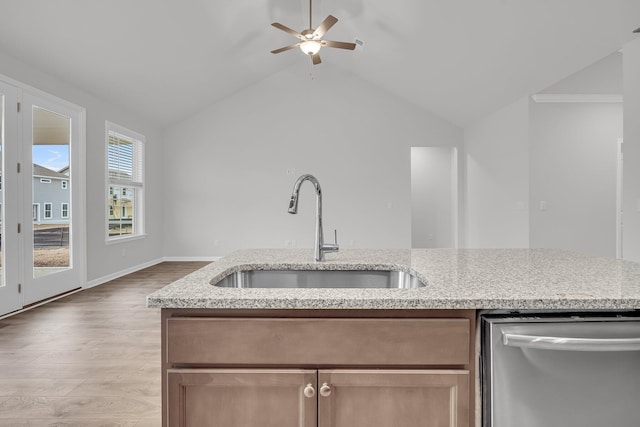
270,0,356,65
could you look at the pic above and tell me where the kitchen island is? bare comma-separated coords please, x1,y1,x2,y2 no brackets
147,248,640,427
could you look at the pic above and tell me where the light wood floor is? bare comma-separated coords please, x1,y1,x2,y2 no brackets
0,261,207,426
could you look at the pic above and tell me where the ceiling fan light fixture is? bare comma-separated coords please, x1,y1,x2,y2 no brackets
300,40,321,55
271,0,356,65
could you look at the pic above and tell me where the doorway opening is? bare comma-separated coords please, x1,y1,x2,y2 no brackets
410,147,459,248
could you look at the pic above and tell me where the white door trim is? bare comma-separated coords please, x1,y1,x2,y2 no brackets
0,80,21,315
616,138,624,259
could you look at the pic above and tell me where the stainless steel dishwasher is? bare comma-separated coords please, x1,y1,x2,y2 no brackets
481,311,640,427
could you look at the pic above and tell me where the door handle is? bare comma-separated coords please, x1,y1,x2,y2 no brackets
503,332,640,352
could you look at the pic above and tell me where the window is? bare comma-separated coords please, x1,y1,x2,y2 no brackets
61,203,69,219
40,178,51,184
0,175,2,190
33,204,38,221
106,121,145,240
61,180,68,189
44,203,52,219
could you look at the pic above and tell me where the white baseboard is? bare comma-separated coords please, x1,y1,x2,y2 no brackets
84,256,219,289
84,257,164,289
162,256,220,262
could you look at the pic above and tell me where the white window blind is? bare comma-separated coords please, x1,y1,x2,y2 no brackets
108,131,144,188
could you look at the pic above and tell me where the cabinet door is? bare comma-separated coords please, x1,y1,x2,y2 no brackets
168,369,317,427
318,370,469,427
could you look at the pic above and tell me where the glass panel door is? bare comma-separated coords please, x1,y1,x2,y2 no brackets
0,81,84,316
0,81,20,316
21,92,84,306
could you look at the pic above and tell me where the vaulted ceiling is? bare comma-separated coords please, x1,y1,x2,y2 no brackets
0,0,638,128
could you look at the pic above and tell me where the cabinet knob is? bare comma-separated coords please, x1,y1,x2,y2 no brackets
303,383,315,398
320,383,332,397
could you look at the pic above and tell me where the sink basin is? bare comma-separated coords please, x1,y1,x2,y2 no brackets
212,269,425,289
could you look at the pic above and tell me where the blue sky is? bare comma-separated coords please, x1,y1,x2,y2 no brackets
33,145,69,171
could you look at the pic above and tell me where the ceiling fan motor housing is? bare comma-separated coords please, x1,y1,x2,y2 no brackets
302,29,316,39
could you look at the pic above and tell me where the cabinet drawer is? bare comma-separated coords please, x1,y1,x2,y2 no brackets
167,317,470,366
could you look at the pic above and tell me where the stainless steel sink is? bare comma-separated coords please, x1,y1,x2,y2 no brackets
212,269,425,289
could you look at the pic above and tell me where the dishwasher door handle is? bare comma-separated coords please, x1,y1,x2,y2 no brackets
502,332,640,352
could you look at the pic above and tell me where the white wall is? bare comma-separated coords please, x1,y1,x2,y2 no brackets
0,51,165,283
622,38,640,262
411,147,455,248
540,52,623,94
163,63,463,257
529,102,621,257
464,97,530,248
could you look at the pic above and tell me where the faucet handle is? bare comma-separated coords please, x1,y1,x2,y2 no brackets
327,229,339,252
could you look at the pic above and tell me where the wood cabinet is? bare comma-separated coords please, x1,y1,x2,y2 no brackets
318,369,469,427
162,309,475,427
167,369,317,427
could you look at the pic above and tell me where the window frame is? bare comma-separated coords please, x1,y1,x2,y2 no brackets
43,202,53,220
105,121,145,243
61,180,68,189
61,202,69,219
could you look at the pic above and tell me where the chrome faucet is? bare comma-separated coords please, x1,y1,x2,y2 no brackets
288,174,339,261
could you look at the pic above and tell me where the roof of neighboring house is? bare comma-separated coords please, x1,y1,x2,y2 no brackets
0,163,69,178
33,164,69,179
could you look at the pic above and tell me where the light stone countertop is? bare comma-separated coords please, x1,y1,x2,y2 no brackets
146,248,640,310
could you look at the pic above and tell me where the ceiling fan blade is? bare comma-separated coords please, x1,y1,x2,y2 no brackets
272,22,304,39
313,15,338,38
322,40,356,50
312,52,322,65
271,43,301,54
634,27,640,33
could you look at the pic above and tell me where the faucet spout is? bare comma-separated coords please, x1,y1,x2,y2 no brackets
287,174,339,261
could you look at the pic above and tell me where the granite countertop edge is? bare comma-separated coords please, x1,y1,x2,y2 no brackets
146,248,640,310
